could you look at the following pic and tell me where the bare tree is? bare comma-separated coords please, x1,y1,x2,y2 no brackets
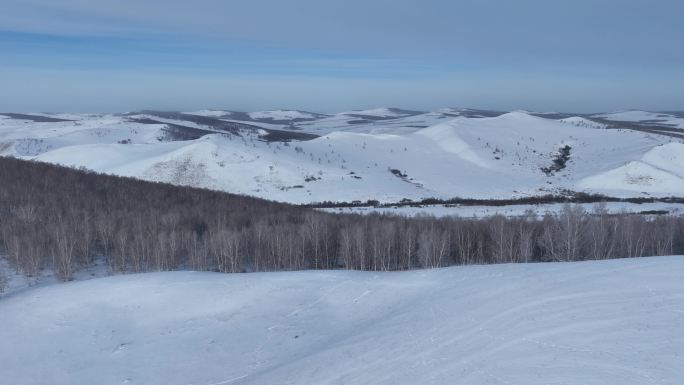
418,224,449,268
51,220,78,281
487,215,516,263
0,156,682,282
0,266,8,294
587,203,617,260
652,217,676,256
516,213,537,263
540,205,587,261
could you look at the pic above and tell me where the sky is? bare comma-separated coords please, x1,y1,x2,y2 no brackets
1,0,683,113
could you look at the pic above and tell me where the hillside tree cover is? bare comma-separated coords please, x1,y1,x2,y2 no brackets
0,156,682,282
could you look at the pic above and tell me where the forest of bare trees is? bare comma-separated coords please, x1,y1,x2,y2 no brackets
0,156,682,282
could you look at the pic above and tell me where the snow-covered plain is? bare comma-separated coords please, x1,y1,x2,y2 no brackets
248,110,321,121
1,256,683,385
323,201,684,218
1,109,683,205
594,110,684,129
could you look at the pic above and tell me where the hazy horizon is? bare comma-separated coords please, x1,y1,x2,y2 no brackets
3,106,684,116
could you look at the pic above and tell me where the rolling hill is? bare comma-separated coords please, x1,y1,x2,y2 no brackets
1,108,683,204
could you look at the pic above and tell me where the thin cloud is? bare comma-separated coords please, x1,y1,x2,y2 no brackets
0,0,682,112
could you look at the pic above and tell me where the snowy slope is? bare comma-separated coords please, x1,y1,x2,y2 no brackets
0,114,166,157
559,116,608,129
1,109,683,204
1,256,683,385
579,142,684,194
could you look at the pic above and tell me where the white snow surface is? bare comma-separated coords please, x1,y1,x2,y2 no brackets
323,201,684,218
579,142,684,194
1,256,683,385
185,109,233,117
559,116,608,129
248,110,318,120
341,107,409,117
594,110,684,129
1,110,683,204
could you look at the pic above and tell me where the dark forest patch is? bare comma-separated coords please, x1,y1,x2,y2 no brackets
542,145,571,176
0,113,74,123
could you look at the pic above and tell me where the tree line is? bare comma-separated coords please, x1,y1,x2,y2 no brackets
306,193,684,209
0,156,682,283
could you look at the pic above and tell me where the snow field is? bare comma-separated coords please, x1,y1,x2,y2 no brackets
1,256,683,385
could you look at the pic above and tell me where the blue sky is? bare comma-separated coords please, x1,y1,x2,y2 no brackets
1,0,683,113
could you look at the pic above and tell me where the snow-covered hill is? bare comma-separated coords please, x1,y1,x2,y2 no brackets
1,256,682,385
1,109,683,204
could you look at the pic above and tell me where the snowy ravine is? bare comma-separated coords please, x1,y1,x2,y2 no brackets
1,257,683,385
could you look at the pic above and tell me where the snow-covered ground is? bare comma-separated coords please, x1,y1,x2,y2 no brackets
184,109,234,118
0,256,110,298
1,109,683,205
248,110,321,121
1,256,683,385
323,201,684,218
594,110,684,129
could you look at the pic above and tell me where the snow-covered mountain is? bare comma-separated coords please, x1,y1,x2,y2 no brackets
1,256,683,385
1,108,683,204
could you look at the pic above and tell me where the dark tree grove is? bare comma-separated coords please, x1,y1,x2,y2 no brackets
0,156,682,282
